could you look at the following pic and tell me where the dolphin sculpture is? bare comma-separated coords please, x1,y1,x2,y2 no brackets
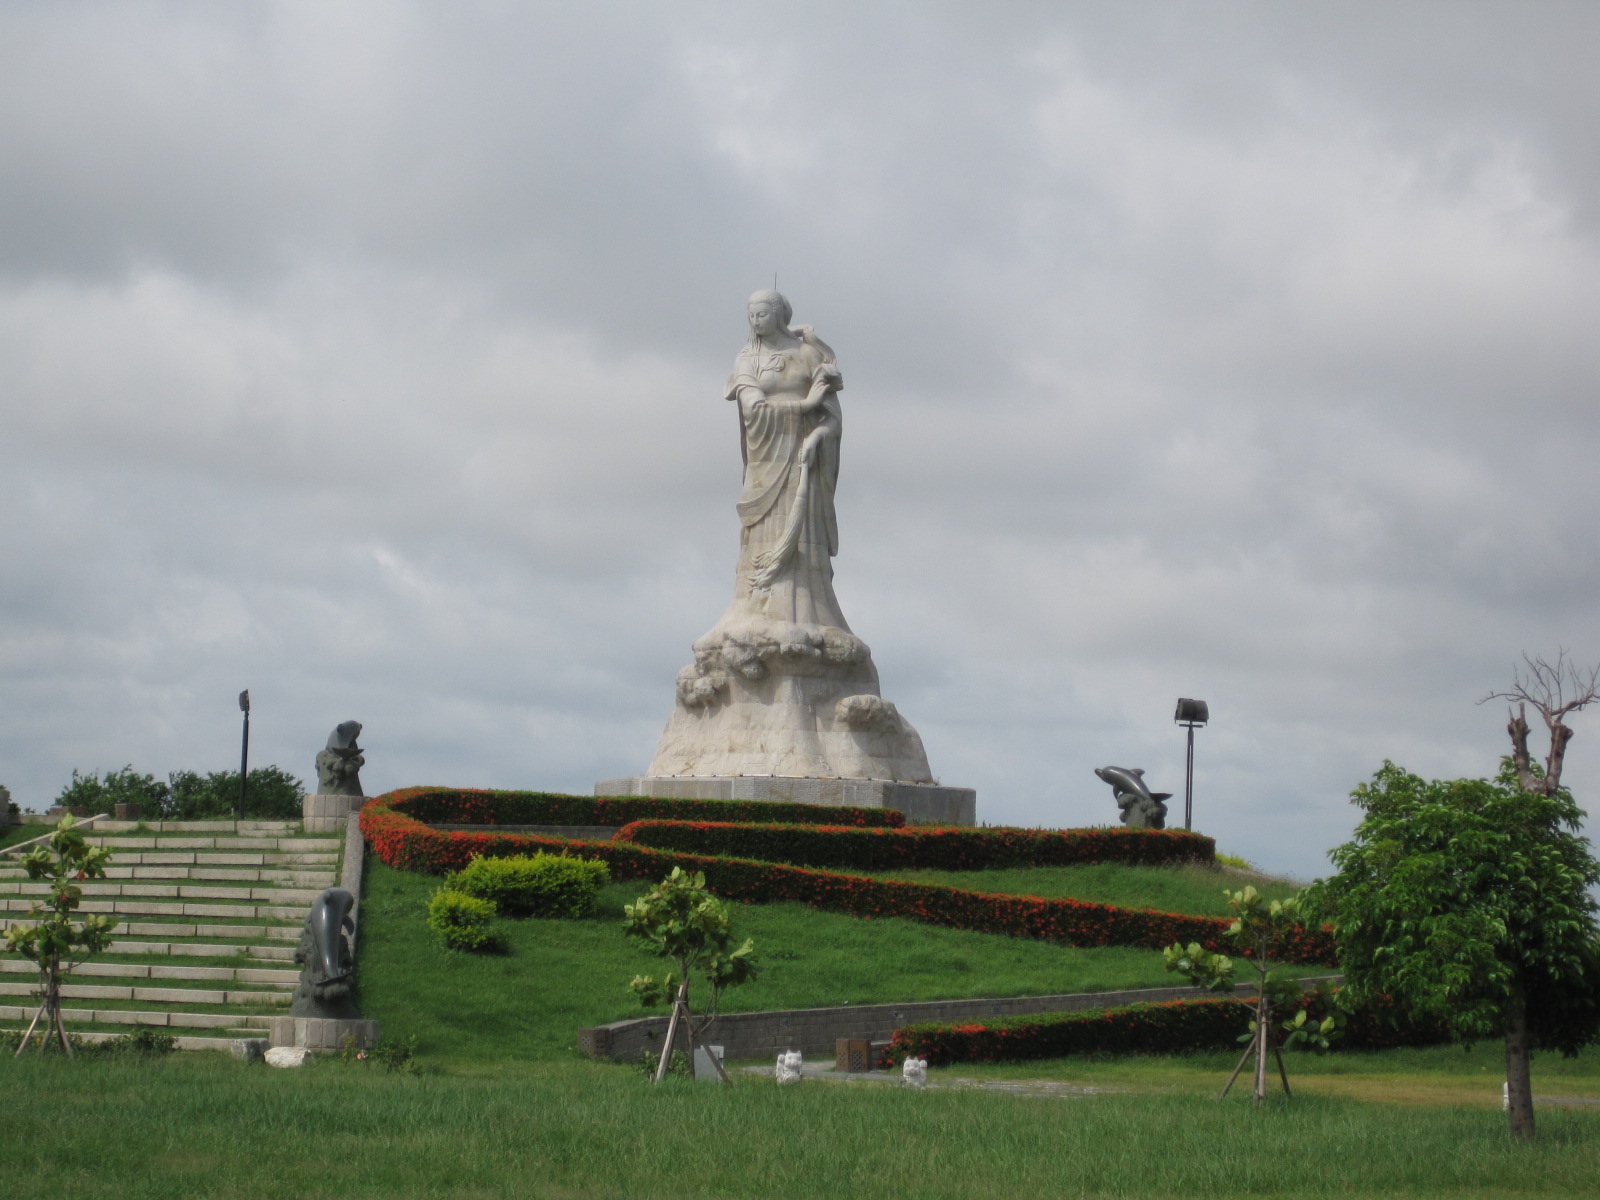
1094,766,1172,830
289,887,362,1019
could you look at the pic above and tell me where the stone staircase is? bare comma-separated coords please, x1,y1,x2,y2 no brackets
0,819,341,1052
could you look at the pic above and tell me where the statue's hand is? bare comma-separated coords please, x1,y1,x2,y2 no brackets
801,428,828,466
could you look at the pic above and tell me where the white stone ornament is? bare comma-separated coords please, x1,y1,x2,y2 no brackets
901,1055,928,1088
775,1049,804,1083
264,1046,309,1068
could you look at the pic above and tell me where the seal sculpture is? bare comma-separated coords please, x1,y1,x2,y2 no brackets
1094,765,1171,830
315,721,365,797
644,291,934,783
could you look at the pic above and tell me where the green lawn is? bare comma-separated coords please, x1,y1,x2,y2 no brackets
355,861,1191,1063
2,1051,1596,1199
863,862,1302,915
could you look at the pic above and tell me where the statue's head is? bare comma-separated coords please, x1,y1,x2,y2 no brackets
746,289,792,337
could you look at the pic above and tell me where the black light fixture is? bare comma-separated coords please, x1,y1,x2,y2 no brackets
1174,698,1209,831
237,690,251,822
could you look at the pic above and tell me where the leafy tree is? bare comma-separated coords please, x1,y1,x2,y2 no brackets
1164,886,1343,1106
624,867,758,1083
1306,760,1600,1140
163,766,304,820
54,766,169,814
5,817,119,1056
51,765,307,821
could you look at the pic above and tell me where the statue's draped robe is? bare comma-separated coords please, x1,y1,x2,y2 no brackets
725,339,844,627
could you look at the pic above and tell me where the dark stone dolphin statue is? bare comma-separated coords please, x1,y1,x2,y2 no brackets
1094,766,1172,830
289,887,362,1019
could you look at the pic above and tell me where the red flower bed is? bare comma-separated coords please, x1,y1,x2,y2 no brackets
360,791,1337,963
612,819,1214,871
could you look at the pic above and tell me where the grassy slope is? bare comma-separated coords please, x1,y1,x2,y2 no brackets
4,1051,1598,1200
355,861,1185,1063
865,862,1301,912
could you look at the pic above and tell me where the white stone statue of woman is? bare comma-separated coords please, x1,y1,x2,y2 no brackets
643,291,936,785
727,289,847,619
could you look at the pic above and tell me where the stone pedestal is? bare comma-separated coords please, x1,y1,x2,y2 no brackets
595,776,976,826
269,1015,380,1053
302,793,363,833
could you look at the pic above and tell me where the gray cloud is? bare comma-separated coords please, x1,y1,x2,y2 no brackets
2,1,1598,878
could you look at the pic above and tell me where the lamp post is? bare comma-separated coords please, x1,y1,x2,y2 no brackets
237,690,251,822
1174,698,1209,831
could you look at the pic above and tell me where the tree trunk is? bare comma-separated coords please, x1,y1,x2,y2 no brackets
1507,706,1539,794
1504,990,1535,1140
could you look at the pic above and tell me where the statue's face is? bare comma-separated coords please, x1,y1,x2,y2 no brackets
747,300,782,338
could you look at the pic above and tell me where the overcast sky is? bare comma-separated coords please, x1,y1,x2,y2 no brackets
3,1,1597,879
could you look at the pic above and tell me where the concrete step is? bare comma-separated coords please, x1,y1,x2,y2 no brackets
84,836,339,853
92,820,306,835
1,960,299,985
0,979,292,1005
102,940,297,961
2,918,301,942
0,1003,276,1030
7,881,324,903
4,1028,266,1052
6,896,312,923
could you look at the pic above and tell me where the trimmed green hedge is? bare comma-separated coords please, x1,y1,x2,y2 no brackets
891,992,1449,1066
613,820,1214,871
384,787,905,829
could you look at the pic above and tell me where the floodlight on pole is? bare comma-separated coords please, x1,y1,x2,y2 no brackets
237,690,251,822
1174,698,1209,832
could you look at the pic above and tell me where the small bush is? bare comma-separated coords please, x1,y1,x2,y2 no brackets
448,852,611,918
426,888,501,952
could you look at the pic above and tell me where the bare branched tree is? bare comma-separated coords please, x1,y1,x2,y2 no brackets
1480,650,1600,796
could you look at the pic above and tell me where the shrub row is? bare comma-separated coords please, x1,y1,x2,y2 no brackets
383,786,904,829
613,820,1215,871
890,992,1449,1066
360,793,1337,963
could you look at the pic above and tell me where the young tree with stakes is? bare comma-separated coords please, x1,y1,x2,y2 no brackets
1165,886,1342,1106
5,817,119,1056
624,867,758,1084
1307,654,1600,1142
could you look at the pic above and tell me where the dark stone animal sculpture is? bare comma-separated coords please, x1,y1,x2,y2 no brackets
315,720,365,797
1094,765,1171,830
289,887,363,1020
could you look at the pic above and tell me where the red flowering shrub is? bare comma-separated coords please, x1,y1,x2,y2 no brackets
360,791,1337,962
612,820,1214,871
890,990,1446,1066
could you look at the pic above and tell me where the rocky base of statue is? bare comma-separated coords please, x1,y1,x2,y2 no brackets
302,793,364,833
596,776,976,826
647,615,937,780
268,1015,380,1054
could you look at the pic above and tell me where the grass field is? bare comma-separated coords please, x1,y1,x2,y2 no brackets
3,1050,1597,1200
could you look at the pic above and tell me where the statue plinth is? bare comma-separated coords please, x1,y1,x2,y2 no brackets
600,291,975,826
596,776,976,826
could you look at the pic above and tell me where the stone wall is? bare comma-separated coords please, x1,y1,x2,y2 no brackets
577,980,1304,1064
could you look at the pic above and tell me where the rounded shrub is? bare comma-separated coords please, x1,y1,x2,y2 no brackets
426,888,501,952
448,852,610,918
